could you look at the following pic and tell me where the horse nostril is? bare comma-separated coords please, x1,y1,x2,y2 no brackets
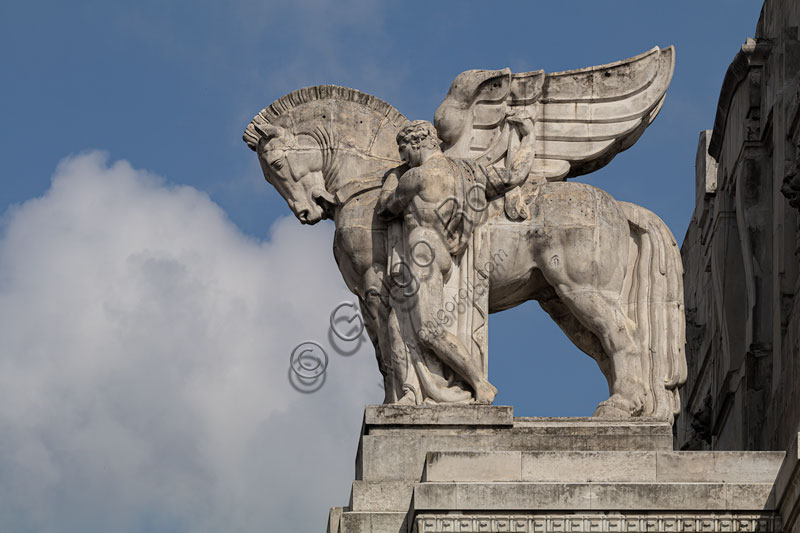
298,209,309,221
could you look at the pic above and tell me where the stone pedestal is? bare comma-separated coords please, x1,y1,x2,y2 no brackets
328,406,787,533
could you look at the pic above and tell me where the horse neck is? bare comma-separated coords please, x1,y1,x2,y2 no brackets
305,126,340,193
308,126,395,212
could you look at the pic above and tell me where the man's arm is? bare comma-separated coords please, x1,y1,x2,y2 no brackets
505,108,536,187
377,166,402,215
377,168,419,218
482,109,537,198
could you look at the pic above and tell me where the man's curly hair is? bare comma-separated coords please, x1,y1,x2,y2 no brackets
396,120,442,150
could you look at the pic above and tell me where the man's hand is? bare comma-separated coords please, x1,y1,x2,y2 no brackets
504,186,530,221
377,196,399,219
377,167,403,219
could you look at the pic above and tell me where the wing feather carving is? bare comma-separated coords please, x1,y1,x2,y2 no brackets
541,46,661,103
434,46,675,181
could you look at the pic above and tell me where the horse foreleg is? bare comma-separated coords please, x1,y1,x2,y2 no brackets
361,267,399,404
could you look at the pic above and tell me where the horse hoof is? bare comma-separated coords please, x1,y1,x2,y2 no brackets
593,400,631,419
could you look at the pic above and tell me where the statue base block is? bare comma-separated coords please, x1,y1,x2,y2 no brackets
328,406,785,533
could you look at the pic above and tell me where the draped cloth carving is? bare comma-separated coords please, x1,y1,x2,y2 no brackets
384,161,492,404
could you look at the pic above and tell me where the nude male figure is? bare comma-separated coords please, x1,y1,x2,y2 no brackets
377,113,536,403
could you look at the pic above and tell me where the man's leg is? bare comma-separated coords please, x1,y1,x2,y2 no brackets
406,228,497,403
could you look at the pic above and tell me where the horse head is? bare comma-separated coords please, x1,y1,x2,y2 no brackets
245,86,410,225
254,123,337,225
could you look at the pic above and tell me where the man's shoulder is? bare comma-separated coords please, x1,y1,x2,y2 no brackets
399,166,426,185
415,154,461,175
401,159,439,179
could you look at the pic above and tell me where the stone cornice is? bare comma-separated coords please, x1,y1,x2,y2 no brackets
708,38,773,161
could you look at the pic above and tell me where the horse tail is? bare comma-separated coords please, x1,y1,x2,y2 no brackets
619,201,687,423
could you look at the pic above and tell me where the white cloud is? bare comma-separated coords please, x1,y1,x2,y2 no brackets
0,152,381,532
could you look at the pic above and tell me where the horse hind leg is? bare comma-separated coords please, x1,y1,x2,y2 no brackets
555,286,646,418
537,293,612,388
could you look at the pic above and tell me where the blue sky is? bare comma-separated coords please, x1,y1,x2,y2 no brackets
0,1,764,532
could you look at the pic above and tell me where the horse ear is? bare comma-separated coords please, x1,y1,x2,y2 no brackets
254,123,285,142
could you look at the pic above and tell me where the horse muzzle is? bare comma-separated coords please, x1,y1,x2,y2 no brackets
296,203,324,225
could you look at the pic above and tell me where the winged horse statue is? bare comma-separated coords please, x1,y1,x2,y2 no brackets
243,46,687,423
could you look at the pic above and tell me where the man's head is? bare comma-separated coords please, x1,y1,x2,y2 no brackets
396,120,442,168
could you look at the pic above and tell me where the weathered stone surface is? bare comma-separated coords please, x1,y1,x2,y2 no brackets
423,450,783,484
359,424,673,481
679,0,800,453
330,404,787,533
349,481,413,512
656,451,783,483
424,451,522,482
423,450,656,482
327,507,343,533
523,451,656,483
777,434,800,533
677,4,800,531
339,511,407,533
723,482,776,510
245,46,685,423
413,482,775,512
414,482,593,510
777,433,800,497
364,404,512,427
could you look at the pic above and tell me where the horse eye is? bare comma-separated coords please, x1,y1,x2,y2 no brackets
271,160,283,169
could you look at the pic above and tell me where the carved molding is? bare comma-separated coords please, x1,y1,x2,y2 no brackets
415,514,781,533
781,144,800,211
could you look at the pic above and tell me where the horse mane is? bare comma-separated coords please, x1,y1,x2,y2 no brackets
243,85,407,151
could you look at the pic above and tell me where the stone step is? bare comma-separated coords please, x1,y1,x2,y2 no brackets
358,425,672,481
422,450,784,483
339,511,408,533
413,481,776,512
356,406,674,482
349,480,414,512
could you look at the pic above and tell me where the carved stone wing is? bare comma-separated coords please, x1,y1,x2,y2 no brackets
433,46,675,181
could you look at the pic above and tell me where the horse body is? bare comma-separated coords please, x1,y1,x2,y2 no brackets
244,86,686,422
331,171,657,414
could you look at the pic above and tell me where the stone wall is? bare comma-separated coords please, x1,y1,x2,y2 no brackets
678,0,800,451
